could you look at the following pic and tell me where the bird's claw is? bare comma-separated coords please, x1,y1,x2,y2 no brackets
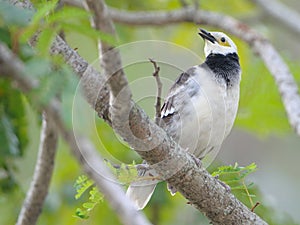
214,175,231,193
188,153,202,167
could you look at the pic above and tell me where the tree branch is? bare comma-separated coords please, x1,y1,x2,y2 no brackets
251,0,300,37
16,113,58,225
0,43,152,225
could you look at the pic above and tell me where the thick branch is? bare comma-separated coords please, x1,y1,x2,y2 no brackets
16,113,57,225
0,43,151,225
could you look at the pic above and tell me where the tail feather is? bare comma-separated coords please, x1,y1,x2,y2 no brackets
126,182,157,210
126,167,159,210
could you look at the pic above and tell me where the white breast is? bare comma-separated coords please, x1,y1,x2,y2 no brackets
169,66,240,159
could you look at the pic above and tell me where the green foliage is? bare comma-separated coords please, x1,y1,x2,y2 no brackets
74,175,94,200
73,161,138,220
0,1,33,27
0,79,28,192
19,0,115,57
236,47,291,135
212,162,257,208
73,175,103,219
201,0,255,16
0,1,96,201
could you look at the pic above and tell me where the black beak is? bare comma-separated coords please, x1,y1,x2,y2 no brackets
198,28,216,44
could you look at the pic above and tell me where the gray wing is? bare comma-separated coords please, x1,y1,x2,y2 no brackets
160,66,200,139
161,66,198,119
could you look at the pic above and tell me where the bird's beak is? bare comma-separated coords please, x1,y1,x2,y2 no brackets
198,28,216,44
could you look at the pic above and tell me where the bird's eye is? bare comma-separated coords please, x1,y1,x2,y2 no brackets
220,37,226,42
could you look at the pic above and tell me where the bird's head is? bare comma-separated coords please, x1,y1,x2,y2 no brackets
198,28,237,57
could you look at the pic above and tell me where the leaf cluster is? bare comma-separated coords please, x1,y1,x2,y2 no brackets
73,175,103,219
0,0,116,215
212,162,257,208
73,161,138,219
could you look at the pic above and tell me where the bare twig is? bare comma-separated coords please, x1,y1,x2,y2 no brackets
0,43,152,225
251,202,260,212
252,0,300,37
16,113,57,225
149,58,162,124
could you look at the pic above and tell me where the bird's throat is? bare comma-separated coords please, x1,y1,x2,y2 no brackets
204,53,241,87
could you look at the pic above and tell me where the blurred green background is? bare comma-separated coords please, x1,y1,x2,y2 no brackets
1,0,300,224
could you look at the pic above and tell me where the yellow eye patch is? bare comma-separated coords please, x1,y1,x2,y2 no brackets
218,37,231,47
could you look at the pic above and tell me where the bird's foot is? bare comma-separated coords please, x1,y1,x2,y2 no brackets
188,153,202,167
167,183,177,196
214,175,231,193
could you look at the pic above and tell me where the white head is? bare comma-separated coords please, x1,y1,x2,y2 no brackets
198,29,238,57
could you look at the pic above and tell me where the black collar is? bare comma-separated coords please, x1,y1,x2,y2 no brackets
204,53,240,87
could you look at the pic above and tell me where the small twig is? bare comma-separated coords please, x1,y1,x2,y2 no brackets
251,202,260,212
149,58,162,125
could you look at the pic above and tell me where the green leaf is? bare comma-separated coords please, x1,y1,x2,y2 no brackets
19,23,40,44
0,27,11,46
211,162,257,208
74,176,103,220
60,22,116,45
47,7,91,24
0,111,19,159
0,79,28,193
74,175,94,200
0,79,28,156
82,202,94,209
75,208,89,219
36,26,57,56
24,58,52,78
0,2,33,27
89,187,103,203
31,0,58,25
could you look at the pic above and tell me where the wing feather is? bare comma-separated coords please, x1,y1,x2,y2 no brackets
160,67,197,118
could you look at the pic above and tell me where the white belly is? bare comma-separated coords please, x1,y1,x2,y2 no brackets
172,68,240,159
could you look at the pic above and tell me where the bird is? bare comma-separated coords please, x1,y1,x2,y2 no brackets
126,28,241,210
